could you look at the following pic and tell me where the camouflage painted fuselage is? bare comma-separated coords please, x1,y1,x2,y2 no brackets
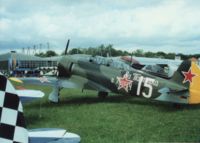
58,55,190,104
17,54,200,104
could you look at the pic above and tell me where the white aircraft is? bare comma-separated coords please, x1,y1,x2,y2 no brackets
120,56,182,78
121,56,182,66
0,74,81,143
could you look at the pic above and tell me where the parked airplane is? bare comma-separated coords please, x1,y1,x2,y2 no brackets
10,40,200,105
14,52,200,105
120,56,182,78
0,74,81,143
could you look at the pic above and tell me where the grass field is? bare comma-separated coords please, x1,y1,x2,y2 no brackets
18,84,200,143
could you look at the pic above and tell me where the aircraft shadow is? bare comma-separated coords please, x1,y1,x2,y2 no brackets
29,94,200,112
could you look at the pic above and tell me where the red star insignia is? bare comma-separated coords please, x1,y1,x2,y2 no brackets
117,73,133,92
182,69,196,83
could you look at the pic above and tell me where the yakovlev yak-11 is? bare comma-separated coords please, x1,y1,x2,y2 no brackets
15,41,200,105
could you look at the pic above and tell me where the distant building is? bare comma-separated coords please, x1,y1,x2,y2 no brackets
0,52,57,76
175,55,181,60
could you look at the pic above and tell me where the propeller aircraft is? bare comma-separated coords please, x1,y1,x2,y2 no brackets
13,40,200,105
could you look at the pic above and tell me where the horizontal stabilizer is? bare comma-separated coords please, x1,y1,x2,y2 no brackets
157,87,189,104
28,128,81,143
158,87,188,95
16,90,45,103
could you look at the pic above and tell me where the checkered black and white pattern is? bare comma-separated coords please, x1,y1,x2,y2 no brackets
0,75,28,143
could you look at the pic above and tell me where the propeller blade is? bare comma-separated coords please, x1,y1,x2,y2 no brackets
65,39,70,55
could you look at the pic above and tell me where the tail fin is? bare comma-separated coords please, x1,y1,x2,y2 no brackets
0,74,28,143
171,60,192,87
171,60,200,104
188,62,200,104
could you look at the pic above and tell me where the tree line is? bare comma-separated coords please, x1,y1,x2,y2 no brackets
35,44,200,60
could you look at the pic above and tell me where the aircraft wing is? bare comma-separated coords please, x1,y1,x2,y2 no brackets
28,128,80,143
59,75,112,92
11,75,111,103
13,76,58,86
16,89,45,103
13,75,111,92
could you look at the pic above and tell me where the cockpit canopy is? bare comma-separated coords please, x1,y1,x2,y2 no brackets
89,56,131,70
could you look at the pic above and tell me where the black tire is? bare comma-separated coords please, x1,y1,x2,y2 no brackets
98,91,108,99
173,103,182,109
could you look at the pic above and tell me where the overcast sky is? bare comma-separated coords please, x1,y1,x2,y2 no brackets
0,0,200,54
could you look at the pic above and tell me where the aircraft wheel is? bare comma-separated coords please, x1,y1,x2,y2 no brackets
98,91,108,99
173,103,182,109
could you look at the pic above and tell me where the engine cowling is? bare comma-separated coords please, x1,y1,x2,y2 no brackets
58,57,74,77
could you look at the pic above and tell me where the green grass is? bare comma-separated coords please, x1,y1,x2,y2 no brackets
17,84,200,143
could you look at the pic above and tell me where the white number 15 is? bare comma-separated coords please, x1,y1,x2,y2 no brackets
136,76,153,98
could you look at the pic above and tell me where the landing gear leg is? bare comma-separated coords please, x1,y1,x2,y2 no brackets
49,86,60,103
57,87,62,103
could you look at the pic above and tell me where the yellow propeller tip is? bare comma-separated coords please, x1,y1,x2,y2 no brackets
9,77,23,84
